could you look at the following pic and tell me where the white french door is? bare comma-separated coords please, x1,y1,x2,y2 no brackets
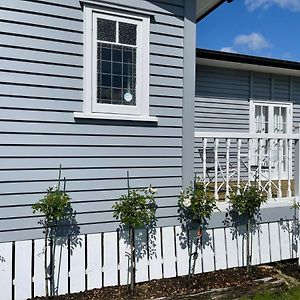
250,101,293,180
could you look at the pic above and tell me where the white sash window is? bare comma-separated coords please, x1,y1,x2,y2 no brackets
250,100,293,179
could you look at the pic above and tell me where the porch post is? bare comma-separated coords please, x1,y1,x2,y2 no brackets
295,124,300,198
182,0,196,188
294,124,300,264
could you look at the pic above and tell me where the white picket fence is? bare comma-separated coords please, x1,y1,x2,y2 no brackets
0,220,297,300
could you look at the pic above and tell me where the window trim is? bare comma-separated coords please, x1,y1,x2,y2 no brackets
78,4,155,122
249,100,293,135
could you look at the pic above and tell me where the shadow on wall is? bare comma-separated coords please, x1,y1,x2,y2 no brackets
280,209,299,257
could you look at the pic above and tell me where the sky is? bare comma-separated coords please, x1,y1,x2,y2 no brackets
197,0,300,62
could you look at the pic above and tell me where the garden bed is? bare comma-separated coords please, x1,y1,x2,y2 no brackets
30,263,291,300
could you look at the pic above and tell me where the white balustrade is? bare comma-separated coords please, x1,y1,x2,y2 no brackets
195,130,300,202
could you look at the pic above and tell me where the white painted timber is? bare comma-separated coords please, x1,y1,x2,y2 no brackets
119,230,131,286
54,243,69,295
214,228,227,270
202,229,215,272
280,221,291,260
269,223,281,262
0,242,13,300
225,227,238,268
259,224,271,264
237,225,246,268
87,234,102,289
251,230,261,266
135,229,149,283
103,232,118,287
148,228,163,280
161,227,176,278
15,240,32,300
34,239,46,297
70,235,86,293
175,226,189,276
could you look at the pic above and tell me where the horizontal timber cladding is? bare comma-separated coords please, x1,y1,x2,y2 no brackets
0,218,296,299
0,0,187,242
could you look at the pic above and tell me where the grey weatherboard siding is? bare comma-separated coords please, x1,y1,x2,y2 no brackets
0,0,196,242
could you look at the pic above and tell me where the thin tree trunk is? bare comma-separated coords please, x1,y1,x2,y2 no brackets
44,226,49,299
129,227,135,293
246,217,252,273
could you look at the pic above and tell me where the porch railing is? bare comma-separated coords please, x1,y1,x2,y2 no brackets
195,127,300,202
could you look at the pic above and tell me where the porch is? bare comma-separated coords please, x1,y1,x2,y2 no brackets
194,129,300,203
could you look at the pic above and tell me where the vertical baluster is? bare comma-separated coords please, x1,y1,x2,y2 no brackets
237,139,242,195
248,139,252,186
226,139,231,200
268,138,272,199
203,138,207,190
278,139,283,199
214,139,219,201
287,139,292,198
258,139,262,189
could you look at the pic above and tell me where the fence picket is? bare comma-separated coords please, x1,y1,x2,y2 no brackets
69,235,85,293
161,227,176,278
259,223,271,264
53,242,69,295
149,228,163,280
15,240,32,300
103,232,118,286
236,225,246,267
135,229,149,283
87,234,102,290
279,221,291,260
202,229,215,272
119,230,130,286
214,228,227,270
251,228,260,266
225,227,238,268
175,226,189,276
269,223,281,262
34,239,46,297
0,242,13,300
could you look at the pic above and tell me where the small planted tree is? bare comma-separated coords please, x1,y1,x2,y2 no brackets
113,172,157,293
178,177,217,277
32,166,71,298
229,184,267,272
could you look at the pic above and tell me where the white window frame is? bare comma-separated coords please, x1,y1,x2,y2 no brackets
249,100,293,135
249,100,293,180
75,5,156,122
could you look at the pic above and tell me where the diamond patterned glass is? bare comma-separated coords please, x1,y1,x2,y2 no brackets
97,43,136,106
119,22,137,45
97,19,116,42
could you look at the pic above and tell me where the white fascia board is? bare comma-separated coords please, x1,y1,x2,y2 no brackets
197,57,300,78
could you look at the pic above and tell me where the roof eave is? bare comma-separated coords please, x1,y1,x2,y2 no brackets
196,0,226,22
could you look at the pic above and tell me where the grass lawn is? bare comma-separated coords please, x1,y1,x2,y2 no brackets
241,287,300,300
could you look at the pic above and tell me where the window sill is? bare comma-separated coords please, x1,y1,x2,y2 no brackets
74,112,158,123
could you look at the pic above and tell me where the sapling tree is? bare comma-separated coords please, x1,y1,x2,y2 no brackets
178,177,217,277
229,184,267,272
32,166,71,298
113,172,157,293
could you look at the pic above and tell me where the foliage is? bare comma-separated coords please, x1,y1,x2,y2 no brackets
229,184,267,219
113,186,157,229
32,186,71,226
178,182,217,225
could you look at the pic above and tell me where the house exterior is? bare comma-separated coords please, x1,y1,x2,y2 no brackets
0,1,298,300
0,0,224,243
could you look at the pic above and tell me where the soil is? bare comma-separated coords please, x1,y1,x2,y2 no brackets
31,265,280,300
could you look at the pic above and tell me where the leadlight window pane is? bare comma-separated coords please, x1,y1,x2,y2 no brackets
119,22,137,45
97,19,116,42
97,43,136,106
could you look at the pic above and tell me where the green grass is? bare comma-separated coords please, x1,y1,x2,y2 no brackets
241,287,300,300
